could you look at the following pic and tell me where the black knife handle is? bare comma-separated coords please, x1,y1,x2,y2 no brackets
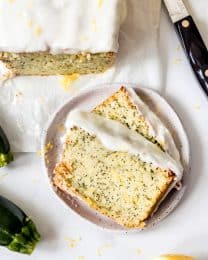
175,15,208,96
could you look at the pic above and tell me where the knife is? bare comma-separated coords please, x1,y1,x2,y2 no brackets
163,0,208,97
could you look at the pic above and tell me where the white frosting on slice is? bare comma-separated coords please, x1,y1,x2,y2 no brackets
126,87,181,163
0,0,124,54
66,109,183,179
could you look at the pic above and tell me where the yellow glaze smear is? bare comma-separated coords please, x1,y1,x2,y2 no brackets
98,0,103,8
34,26,42,37
61,74,80,91
7,0,15,3
153,254,195,260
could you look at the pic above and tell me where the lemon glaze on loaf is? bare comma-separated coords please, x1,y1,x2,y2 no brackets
0,0,123,77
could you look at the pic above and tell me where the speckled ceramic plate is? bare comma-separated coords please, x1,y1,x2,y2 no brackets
41,83,190,231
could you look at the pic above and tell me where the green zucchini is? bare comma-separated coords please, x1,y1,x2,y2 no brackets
0,126,13,167
0,195,40,254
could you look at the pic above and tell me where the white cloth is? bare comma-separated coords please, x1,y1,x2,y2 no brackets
0,0,162,152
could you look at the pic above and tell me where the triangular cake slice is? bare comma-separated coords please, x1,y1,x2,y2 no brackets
53,87,183,228
93,86,180,162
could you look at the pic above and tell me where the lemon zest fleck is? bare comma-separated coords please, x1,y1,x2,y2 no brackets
77,256,85,260
173,58,182,65
27,19,34,27
61,74,80,91
92,19,98,32
96,244,112,256
136,249,142,256
64,237,81,249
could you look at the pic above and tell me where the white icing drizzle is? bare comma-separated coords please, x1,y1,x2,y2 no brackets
66,109,183,179
0,0,124,54
126,87,181,163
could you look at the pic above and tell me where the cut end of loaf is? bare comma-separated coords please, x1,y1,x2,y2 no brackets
0,52,116,76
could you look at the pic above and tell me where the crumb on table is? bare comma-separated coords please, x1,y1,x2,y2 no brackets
64,237,82,249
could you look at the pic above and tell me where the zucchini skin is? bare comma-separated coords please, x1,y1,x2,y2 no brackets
0,196,40,254
0,126,13,167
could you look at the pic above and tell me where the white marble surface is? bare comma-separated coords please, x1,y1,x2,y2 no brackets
0,3,208,260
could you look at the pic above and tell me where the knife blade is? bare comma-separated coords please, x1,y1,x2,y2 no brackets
163,0,208,97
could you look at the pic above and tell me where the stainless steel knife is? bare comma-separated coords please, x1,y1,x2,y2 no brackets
163,0,208,96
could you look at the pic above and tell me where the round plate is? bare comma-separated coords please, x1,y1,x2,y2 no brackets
41,83,190,231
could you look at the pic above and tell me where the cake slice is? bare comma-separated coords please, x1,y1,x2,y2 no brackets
0,0,124,78
53,88,183,228
94,86,180,162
